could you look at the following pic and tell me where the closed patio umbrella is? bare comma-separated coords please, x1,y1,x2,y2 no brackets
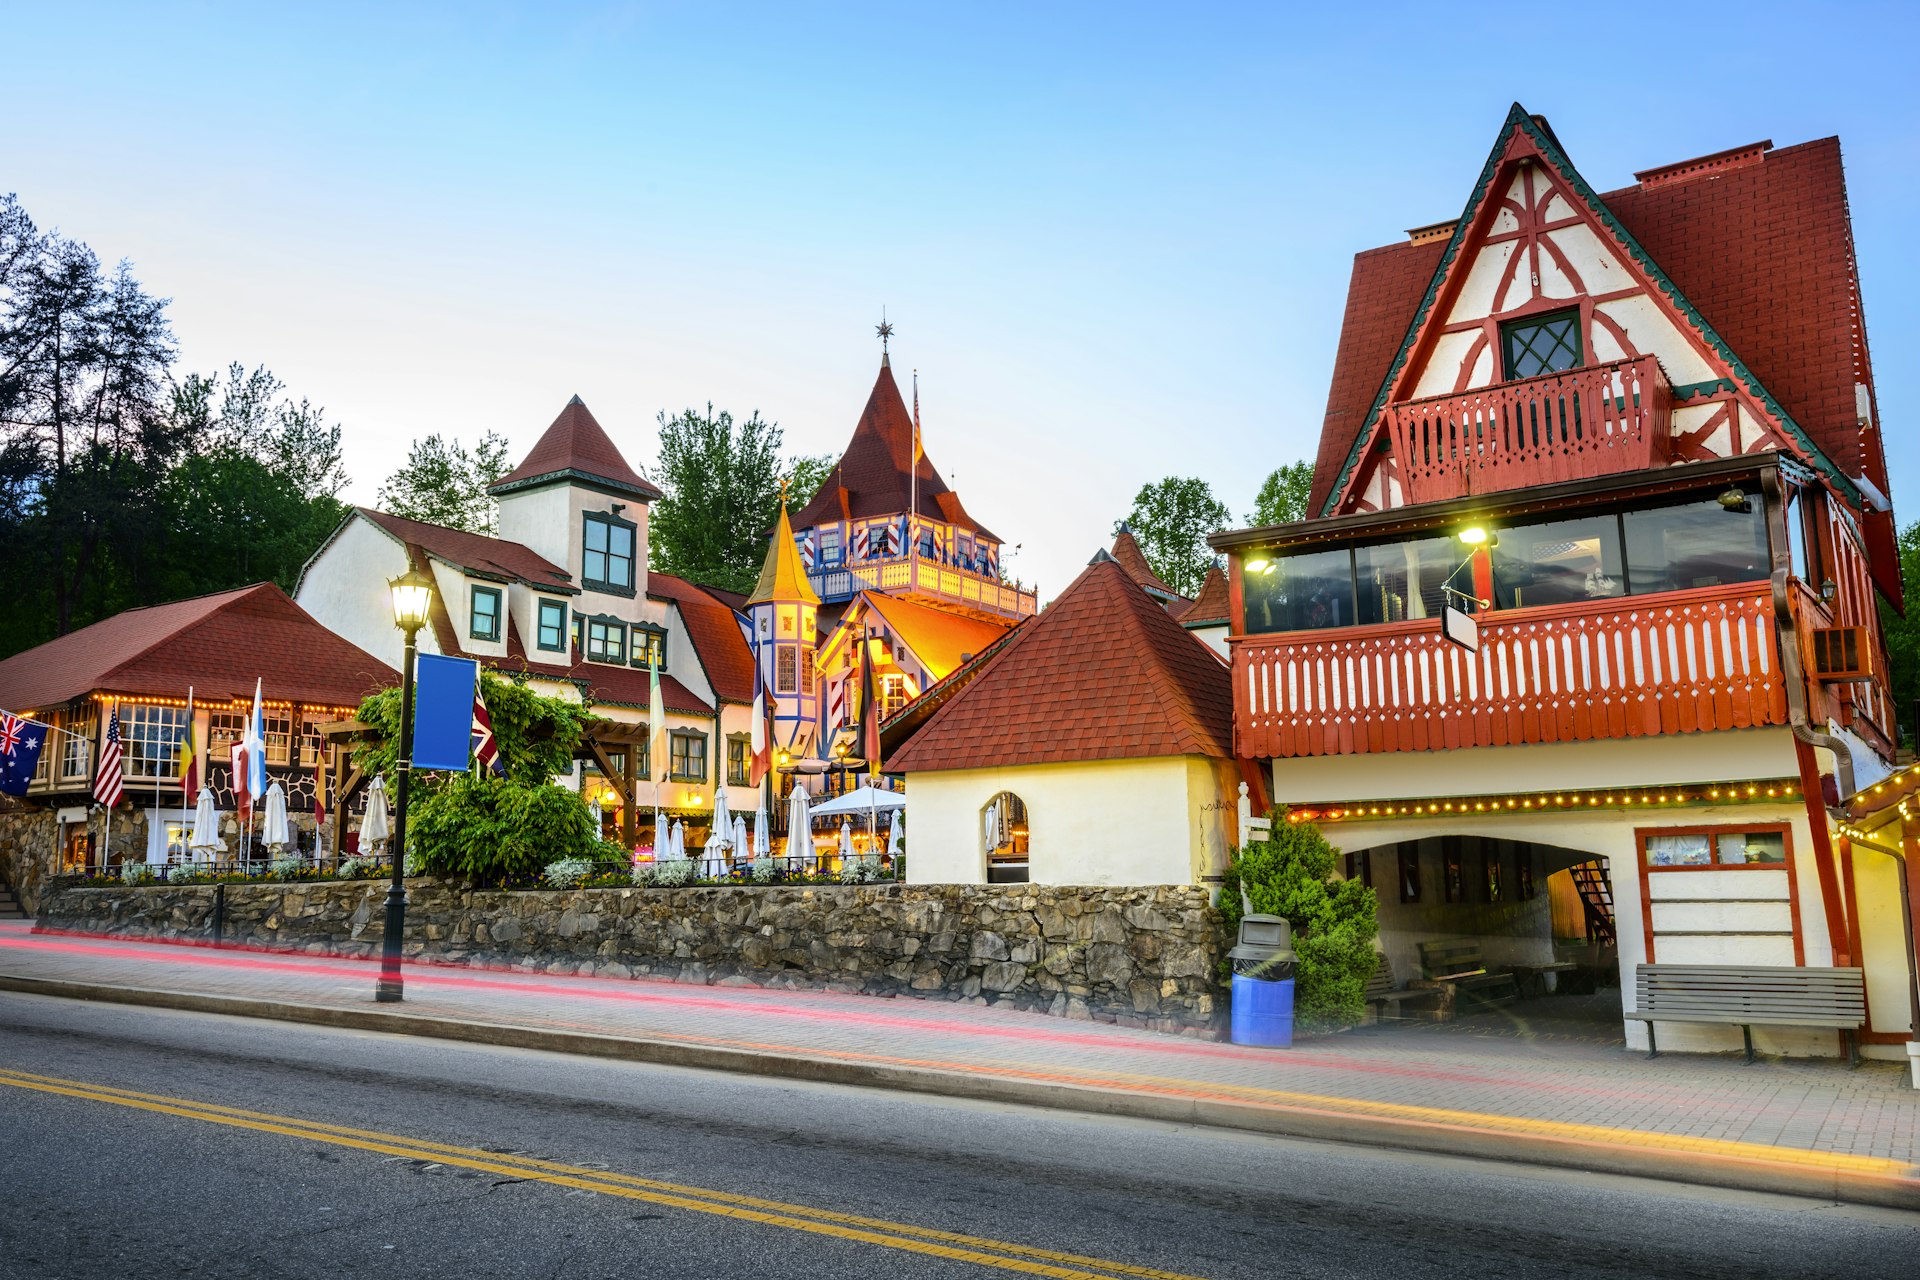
838,819,855,870
785,786,812,867
983,799,999,857
361,776,391,853
711,786,733,853
188,788,221,858
732,815,749,867
887,810,902,861
262,781,292,851
754,789,771,860
667,819,685,862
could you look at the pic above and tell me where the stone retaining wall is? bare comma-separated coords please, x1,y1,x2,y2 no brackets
37,879,1228,1035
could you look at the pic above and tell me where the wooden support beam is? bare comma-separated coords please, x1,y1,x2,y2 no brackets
621,742,637,848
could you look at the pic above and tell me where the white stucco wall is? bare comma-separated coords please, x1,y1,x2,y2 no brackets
498,482,652,607
294,518,425,670
904,755,1232,887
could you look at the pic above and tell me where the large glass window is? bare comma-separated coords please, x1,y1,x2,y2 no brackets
776,645,798,693
1623,493,1769,595
60,711,89,781
1783,486,1823,587
583,512,636,594
123,704,188,780
1643,826,1788,868
1501,309,1582,380
1491,514,1625,609
469,586,501,641
1356,536,1462,624
1242,547,1355,635
537,599,567,652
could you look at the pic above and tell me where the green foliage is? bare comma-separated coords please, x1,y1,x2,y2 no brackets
1219,815,1378,1030
1248,460,1313,527
1880,519,1920,743
648,403,800,595
1116,476,1230,598
374,430,510,535
354,675,600,881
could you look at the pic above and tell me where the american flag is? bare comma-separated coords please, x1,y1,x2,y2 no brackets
93,708,124,808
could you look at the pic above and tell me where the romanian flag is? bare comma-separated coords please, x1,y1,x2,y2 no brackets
178,687,197,799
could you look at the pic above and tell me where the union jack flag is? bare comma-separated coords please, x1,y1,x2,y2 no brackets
470,694,505,777
93,709,124,808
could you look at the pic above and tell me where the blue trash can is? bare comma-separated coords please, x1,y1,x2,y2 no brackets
1230,972,1296,1048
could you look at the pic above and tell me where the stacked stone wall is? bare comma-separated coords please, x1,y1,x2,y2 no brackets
37,880,1228,1036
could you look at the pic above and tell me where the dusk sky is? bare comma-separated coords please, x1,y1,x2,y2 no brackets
11,2,1916,599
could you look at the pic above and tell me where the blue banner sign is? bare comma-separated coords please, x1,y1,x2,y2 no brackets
412,654,479,771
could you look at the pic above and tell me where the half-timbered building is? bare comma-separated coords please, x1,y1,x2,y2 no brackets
1209,106,1908,1058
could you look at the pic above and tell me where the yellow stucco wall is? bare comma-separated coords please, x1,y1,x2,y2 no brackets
904,755,1233,887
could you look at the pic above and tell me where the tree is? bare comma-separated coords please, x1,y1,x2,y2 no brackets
354,674,605,883
1116,476,1230,597
1219,815,1379,1030
1248,460,1313,527
648,404,789,595
785,452,834,512
1881,519,1920,745
375,430,510,534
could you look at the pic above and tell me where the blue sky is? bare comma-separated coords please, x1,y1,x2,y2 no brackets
11,2,1917,597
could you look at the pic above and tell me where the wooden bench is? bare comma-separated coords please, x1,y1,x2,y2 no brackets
1628,964,1866,1066
1364,953,1443,1021
1415,940,1520,1014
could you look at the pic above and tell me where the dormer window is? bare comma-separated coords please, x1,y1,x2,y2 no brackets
536,599,567,652
630,623,666,669
586,617,627,664
583,511,636,596
469,586,501,642
1500,310,1582,380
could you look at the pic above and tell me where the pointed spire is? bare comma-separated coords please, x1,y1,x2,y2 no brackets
748,494,821,607
489,396,660,500
876,310,894,369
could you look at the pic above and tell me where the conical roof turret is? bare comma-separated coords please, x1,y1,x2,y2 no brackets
747,497,820,606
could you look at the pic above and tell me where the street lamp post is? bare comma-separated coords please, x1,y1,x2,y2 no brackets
378,568,434,1003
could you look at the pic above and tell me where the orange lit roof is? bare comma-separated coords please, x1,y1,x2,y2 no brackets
857,593,1014,682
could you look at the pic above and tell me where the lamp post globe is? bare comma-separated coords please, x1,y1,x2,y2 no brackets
378,568,434,1003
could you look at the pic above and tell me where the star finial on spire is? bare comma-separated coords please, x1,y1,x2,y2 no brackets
876,309,894,355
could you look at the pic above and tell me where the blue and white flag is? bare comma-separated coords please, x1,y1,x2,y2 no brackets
0,713,49,797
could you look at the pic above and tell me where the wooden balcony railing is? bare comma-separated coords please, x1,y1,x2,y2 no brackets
1386,355,1671,504
809,553,1037,618
1231,584,1785,759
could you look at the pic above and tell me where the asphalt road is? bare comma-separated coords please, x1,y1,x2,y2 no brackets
0,992,1912,1280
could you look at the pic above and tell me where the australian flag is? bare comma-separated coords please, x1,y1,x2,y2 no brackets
0,713,49,797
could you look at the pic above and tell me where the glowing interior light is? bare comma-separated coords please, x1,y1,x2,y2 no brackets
1457,527,1490,545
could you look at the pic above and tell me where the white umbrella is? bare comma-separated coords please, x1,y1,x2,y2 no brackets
887,810,902,861
809,785,907,818
838,819,855,869
701,831,727,878
754,790,771,859
189,788,221,856
711,786,734,851
983,799,999,857
732,815,749,866
667,819,684,862
785,786,812,866
361,776,391,852
262,781,291,851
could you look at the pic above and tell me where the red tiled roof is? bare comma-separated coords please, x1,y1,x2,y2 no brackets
1178,565,1229,626
0,584,396,713
501,618,710,715
792,360,999,541
490,396,662,500
648,572,755,705
1308,133,1883,515
358,508,575,593
887,559,1234,773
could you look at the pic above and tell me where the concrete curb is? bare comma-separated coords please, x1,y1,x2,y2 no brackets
4,972,1914,1212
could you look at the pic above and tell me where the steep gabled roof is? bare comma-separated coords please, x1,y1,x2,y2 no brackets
859,592,1015,683
1092,526,1187,611
1311,108,1878,517
746,500,820,607
490,395,662,501
0,584,396,712
1178,565,1229,627
357,508,576,593
648,572,756,705
888,559,1234,773
791,359,999,541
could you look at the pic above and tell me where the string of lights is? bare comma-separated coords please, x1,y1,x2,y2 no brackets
1286,779,1802,825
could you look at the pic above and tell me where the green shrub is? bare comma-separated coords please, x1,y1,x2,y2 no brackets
354,674,601,882
1220,813,1378,1030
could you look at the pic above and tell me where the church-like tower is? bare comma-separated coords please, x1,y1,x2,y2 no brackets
746,496,821,759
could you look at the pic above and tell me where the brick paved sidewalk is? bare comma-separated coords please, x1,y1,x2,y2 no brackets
3,920,1914,1183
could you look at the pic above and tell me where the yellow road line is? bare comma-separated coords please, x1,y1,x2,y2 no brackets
0,1068,1206,1280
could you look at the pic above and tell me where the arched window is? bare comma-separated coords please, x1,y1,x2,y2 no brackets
981,791,1029,884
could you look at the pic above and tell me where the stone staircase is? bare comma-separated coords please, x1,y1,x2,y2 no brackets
0,882,28,920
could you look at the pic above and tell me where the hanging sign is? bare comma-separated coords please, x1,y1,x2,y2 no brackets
1441,605,1480,653
412,654,480,771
